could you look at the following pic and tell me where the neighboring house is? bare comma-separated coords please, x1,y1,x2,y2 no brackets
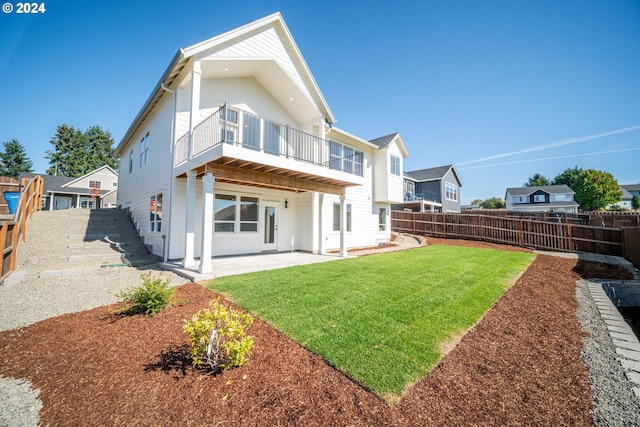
114,13,409,273
20,165,118,210
395,165,463,213
623,184,640,199
505,185,579,213
607,186,634,210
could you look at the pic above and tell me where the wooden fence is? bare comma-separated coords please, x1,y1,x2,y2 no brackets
391,211,639,267
0,175,44,284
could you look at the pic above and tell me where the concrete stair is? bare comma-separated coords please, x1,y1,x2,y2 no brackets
15,208,160,278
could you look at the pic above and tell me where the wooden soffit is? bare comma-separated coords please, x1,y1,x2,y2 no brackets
182,157,352,195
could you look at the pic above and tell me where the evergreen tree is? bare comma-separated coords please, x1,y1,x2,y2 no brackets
523,173,551,187
45,124,118,177
573,169,622,211
0,139,34,178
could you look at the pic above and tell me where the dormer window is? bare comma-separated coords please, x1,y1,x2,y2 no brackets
534,194,546,203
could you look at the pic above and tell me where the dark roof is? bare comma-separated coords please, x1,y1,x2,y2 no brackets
405,165,454,182
369,133,400,149
622,184,640,192
506,185,574,197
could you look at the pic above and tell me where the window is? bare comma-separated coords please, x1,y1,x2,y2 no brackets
534,194,546,203
215,194,260,233
343,146,354,174
379,207,387,231
332,202,352,232
128,150,133,173
330,141,342,170
242,112,260,150
140,132,149,167
390,155,401,176
354,151,363,176
149,193,162,232
220,107,238,142
240,196,258,231
214,194,236,232
445,182,457,201
264,122,281,155
329,141,363,176
89,181,101,189
512,196,527,203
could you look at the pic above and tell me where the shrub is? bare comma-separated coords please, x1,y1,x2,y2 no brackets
183,298,254,371
114,273,176,316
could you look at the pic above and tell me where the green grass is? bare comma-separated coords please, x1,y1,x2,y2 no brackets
207,245,535,399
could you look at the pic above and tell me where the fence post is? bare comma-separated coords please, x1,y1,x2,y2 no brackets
443,212,447,238
568,224,573,253
478,215,482,238
519,219,523,247
413,212,416,234
0,222,7,279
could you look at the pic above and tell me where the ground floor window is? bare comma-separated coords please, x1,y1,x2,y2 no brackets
379,207,387,231
215,194,259,233
149,193,162,232
332,202,352,232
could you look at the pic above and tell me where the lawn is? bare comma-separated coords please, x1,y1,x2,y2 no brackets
208,245,535,399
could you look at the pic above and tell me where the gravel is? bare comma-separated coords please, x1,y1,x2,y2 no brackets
576,279,640,426
0,209,189,426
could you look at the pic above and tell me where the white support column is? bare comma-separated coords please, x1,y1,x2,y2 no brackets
183,169,196,268
339,193,347,257
187,61,202,160
199,173,214,274
318,192,325,255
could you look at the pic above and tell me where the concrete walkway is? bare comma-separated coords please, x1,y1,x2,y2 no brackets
160,251,349,283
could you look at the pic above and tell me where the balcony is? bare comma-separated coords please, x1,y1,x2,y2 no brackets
175,106,363,184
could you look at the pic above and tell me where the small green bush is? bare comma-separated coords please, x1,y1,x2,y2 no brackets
114,272,176,316
183,298,254,371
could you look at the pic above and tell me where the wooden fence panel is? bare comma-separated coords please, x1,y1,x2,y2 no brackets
622,228,640,268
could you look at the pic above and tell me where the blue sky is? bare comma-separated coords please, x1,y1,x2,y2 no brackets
1,0,639,204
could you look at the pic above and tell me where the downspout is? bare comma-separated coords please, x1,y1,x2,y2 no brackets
160,82,177,263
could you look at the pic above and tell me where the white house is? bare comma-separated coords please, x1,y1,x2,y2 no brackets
505,185,579,213
114,13,408,273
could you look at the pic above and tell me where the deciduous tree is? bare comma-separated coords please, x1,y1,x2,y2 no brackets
573,169,622,211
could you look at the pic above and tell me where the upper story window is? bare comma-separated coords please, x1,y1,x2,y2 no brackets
390,155,401,176
89,181,101,189
550,194,572,202
512,196,527,203
329,141,364,177
404,180,415,195
128,150,134,173
140,132,149,168
534,194,546,203
445,182,457,201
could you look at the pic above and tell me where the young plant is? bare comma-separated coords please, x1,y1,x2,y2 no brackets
114,272,176,316
183,298,254,371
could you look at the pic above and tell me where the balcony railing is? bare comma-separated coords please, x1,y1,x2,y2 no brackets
404,191,441,203
175,105,363,177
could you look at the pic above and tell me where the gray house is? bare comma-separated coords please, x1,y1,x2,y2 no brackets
505,185,579,213
395,165,463,213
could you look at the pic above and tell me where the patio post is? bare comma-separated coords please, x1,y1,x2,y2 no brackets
318,192,325,254
199,173,214,274
183,169,196,267
339,193,347,257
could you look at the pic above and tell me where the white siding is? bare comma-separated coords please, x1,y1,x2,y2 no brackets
117,96,174,256
373,141,405,204
196,25,314,104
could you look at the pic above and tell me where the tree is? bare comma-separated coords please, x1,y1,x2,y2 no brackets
523,173,551,187
573,169,622,211
0,139,34,179
479,197,506,209
553,166,583,190
632,194,640,210
45,124,118,177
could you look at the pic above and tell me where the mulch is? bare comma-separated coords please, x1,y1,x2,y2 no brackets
0,238,633,426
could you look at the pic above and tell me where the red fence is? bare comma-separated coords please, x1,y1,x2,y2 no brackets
0,175,44,284
392,211,638,267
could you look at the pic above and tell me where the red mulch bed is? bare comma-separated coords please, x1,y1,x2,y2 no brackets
0,239,633,426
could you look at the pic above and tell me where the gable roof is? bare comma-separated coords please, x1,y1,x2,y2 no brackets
404,164,463,186
506,185,575,197
622,183,640,192
116,13,335,155
62,165,117,188
369,132,410,157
